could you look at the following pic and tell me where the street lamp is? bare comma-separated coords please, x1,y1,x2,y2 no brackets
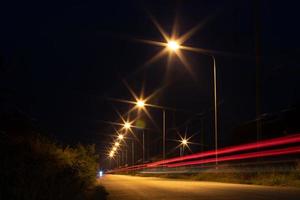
109,151,114,158
140,19,220,166
180,137,189,156
167,40,180,51
114,142,120,147
136,99,145,108
117,134,124,140
181,139,188,146
162,39,219,165
124,122,131,129
168,43,218,164
134,99,166,160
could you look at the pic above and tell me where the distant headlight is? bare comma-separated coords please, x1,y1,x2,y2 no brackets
99,170,103,177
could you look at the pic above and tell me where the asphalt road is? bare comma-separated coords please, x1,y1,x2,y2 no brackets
99,174,300,200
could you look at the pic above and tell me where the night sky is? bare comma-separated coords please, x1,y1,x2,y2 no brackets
1,0,300,162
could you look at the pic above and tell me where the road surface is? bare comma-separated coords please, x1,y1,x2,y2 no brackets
99,174,300,200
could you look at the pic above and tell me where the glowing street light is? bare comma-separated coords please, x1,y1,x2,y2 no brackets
114,142,120,147
109,151,114,158
112,147,117,151
135,99,166,160
136,99,145,108
167,40,180,51
180,138,188,157
124,122,131,129
117,134,124,140
140,19,219,166
181,139,188,146
179,136,191,157
135,98,166,160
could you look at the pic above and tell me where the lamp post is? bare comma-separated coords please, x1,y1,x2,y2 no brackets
166,40,218,166
162,109,166,160
142,130,145,163
136,99,167,160
212,55,218,166
125,149,128,166
132,140,134,166
118,135,135,166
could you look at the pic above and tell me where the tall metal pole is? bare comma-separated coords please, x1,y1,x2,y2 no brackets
201,117,204,153
142,130,145,163
119,151,123,167
117,155,120,168
121,150,124,166
180,146,182,157
212,55,218,167
131,140,134,166
125,149,128,166
163,110,166,160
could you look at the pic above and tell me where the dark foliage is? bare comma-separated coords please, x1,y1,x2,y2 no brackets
0,134,107,200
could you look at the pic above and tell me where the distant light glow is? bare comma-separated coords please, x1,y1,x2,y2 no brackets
115,142,120,147
118,134,124,140
167,40,180,51
112,147,117,151
99,170,103,177
136,100,145,108
109,151,114,158
139,17,214,78
181,139,188,146
124,122,131,129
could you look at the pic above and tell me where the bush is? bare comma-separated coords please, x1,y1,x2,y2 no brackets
0,134,106,200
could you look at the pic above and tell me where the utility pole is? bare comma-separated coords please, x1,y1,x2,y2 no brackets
125,149,128,166
132,140,134,166
142,130,145,163
201,117,205,152
163,109,166,160
212,55,218,167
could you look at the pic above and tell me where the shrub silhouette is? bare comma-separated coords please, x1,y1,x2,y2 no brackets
0,134,106,200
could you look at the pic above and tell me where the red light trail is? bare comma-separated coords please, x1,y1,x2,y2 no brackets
148,133,300,167
166,146,300,168
109,133,300,173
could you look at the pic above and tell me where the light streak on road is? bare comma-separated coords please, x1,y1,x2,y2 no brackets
166,146,300,168
148,133,300,167
108,133,300,173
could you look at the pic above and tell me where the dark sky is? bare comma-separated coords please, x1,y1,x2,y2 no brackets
1,0,300,161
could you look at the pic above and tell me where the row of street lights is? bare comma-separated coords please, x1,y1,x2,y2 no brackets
108,132,125,158
107,98,191,166
107,18,219,167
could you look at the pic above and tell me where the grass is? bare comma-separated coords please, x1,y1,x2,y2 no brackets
131,162,300,188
